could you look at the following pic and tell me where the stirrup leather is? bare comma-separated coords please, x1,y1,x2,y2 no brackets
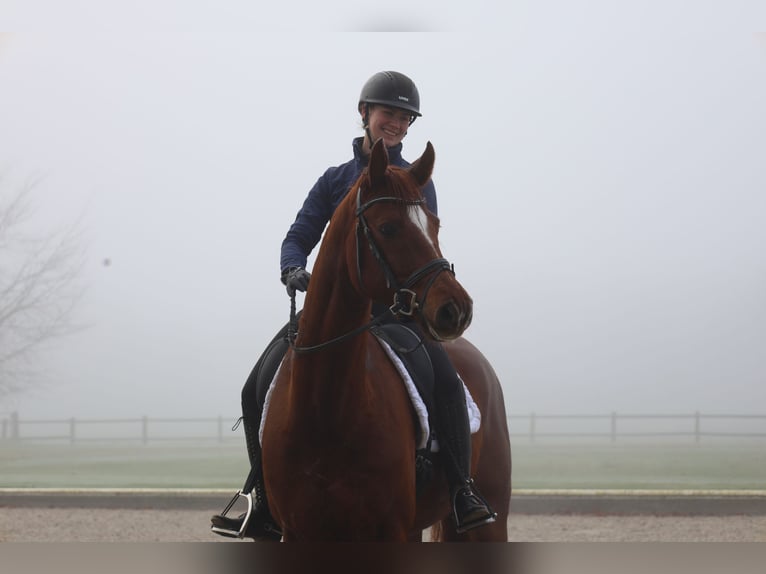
210,490,253,538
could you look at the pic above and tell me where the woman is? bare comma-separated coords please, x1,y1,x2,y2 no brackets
211,71,496,539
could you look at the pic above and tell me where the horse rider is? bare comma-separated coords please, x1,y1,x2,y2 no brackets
210,70,496,539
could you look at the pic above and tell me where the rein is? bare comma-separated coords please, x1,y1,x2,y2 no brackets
287,293,396,354
287,186,454,353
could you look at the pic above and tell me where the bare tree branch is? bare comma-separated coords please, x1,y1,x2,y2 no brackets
0,176,87,400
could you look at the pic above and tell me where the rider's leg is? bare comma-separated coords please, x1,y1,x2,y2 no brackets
210,325,289,540
423,339,497,533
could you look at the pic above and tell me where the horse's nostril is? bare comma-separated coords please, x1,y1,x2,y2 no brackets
436,301,461,330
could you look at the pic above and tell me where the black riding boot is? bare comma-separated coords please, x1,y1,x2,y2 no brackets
211,325,290,540
210,417,282,540
429,343,497,534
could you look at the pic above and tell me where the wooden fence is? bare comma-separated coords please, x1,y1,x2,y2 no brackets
2,411,766,445
510,412,766,443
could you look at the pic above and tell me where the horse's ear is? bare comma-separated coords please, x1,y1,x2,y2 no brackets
408,141,435,187
368,138,389,184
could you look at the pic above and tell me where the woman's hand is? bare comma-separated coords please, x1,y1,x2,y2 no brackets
281,267,311,296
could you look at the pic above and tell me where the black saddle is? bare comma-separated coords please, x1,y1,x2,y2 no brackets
371,322,437,492
253,324,291,411
254,320,437,416
370,322,435,415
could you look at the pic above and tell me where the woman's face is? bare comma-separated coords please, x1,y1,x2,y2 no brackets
365,105,414,148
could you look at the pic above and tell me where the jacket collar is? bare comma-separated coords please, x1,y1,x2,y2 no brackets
352,136,404,166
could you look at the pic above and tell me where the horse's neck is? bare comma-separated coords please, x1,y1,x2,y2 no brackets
296,197,370,350
291,235,374,418
298,280,370,354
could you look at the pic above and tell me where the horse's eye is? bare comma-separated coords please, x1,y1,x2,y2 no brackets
378,222,399,237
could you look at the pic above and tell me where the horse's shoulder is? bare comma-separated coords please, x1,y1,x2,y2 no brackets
445,336,485,366
446,337,501,406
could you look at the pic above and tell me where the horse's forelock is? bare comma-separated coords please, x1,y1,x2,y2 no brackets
359,165,421,204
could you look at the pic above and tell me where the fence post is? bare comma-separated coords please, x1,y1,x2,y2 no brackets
69,417,77,444
694,411,701,444
529,412,536,443
611,412,617,443
142,416,149,445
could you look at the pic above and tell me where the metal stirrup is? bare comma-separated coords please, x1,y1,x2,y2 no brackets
210,490,253,538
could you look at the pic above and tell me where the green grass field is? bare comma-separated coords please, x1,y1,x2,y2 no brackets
0,440,764,490
511,442,766,490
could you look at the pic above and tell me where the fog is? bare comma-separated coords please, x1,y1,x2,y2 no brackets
2,2,765,422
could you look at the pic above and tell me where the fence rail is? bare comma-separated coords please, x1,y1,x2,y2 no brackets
510,412,766,443
2,411,766,444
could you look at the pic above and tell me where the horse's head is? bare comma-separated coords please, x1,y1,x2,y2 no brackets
350,139,473,341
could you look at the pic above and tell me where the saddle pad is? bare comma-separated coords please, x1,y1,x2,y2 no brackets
259,346,481,451
377,339,481,450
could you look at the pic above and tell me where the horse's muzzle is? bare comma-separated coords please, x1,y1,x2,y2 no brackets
428,298,473,341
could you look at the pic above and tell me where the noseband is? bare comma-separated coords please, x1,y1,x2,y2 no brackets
288,185,455,353
355,186,454,317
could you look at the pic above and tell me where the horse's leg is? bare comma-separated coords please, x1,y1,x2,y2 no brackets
472,392,512,542
431,518,451,541
407,529,423,542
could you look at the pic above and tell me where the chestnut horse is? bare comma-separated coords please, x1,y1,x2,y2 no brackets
261,139,511,541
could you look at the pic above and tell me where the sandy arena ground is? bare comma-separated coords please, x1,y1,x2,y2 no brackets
1,508,765,542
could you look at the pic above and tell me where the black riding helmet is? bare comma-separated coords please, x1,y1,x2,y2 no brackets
358,71,421,130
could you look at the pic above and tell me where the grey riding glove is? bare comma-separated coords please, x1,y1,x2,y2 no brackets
281,266,311,296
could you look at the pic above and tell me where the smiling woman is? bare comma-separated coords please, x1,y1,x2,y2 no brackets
358,71,421,150
2,9,766,547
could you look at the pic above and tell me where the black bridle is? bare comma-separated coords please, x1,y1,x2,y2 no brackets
288,186,454,353
354,188,454,316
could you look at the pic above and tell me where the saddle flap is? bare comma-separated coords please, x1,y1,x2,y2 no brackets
371,323,435,411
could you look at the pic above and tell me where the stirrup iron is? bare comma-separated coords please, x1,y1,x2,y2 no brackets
210,490,253,538
455,510,497,534
453,479,498,534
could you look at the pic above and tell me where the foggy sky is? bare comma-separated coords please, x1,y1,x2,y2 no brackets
1,2,765,421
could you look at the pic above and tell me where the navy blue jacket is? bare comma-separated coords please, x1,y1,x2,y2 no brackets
280,137,438,273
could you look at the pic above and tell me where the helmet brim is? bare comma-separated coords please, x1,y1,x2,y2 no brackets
360,99,422,117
